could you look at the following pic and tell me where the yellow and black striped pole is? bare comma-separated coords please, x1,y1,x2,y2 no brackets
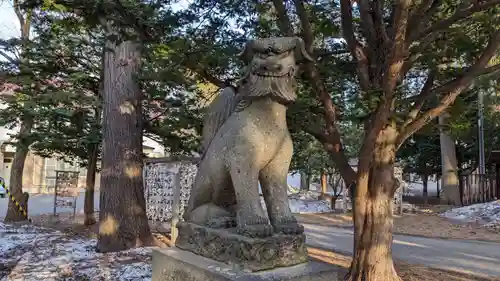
0,177,31,222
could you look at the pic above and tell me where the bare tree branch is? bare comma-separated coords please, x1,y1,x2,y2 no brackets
302,124,357,184
13,0,25,31
411,0,500,43
406,0,440,41
397,31,500,148
372,0,390,46
294,0,314,52
383,0,412,94
289,0,356,183
0,50,18,65
401,69,436,128
340,0,371,91
357,0,378,49
272,0,294,36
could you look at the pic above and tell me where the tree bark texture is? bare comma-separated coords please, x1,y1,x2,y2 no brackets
300,172,310,191
320,173,327,194
84,138,99,226
422,173,428,196
439,114,461,205
4,116,33,222
346,126,401,281
97,36,155,252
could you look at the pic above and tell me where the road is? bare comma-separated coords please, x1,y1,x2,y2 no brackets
304,223,500,278
1,195,499,277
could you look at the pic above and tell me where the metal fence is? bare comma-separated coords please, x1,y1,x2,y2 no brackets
459,173,499,206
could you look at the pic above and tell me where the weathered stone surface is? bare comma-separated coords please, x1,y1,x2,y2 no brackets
152,248,341,281
175,222,308,272
182,37,313,241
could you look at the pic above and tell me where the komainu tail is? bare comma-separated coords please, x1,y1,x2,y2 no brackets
201,87,238,156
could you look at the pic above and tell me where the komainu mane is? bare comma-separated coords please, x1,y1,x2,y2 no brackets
183,37,313,238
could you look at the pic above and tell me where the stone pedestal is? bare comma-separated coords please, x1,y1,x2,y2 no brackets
152,248,341,281
175,222,308,271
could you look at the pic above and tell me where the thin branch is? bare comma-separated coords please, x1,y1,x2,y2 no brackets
383,0,412,94
406,0,440,42
0,50,18,65
372,0,390,46
401,69,436,128
357,0,378,49
13,0,25,30
294,0,314,52
397,31,500,148
340,0,371,91
412,0,500,42
272,0,294,36
303,124,357,184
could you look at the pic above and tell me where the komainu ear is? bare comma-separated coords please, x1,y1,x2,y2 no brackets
292,37,314,63
237,41,255,64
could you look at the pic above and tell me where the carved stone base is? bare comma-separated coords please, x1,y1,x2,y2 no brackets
175,222,308,272
152,248,341,281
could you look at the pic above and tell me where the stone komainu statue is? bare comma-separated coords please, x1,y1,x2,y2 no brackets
183,37,313,238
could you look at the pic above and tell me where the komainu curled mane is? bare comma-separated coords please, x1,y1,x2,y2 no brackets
184,37,313,238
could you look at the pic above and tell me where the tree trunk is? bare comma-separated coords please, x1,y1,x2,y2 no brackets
436,177,440,198
97,34,155,252
300,172,310,191
346,126,401,281
84,136,99,226
4,2,33,223
4,116,33,222
422,173,428,204
320,173,327,194
439,114,461,205
85,47,104,226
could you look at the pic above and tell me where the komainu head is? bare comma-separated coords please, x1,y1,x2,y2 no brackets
237,37,313,104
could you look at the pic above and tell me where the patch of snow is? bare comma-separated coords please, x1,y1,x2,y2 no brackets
440,201,500,228
288,199,332,213
260,189,333,214
0,222,154,281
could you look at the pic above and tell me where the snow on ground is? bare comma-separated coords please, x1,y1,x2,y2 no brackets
288,198,332,213
0,223,153,281
441,201,500,231
264,189,333,214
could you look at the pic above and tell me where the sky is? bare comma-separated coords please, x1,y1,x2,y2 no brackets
0,1,20,39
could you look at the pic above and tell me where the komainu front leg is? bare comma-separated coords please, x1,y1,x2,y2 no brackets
229,163,273,238
260,139,304,235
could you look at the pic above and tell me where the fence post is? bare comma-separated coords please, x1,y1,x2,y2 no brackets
458,174,464,206
170,169,182,245
496,165,500,199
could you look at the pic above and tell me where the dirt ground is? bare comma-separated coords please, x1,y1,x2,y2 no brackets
296,207,500,243
29,211,499,281
308,247,497,281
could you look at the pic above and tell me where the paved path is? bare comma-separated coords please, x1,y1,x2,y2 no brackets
304,223,500,278
2,195,500,277
0,192,100,220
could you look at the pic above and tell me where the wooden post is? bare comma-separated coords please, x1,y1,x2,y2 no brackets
170,169,182,245
53,172,58,217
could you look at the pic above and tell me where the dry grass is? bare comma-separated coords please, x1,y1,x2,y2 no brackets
297,211,500,243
